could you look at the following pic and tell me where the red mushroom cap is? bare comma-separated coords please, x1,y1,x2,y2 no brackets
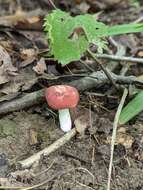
45,85,79,110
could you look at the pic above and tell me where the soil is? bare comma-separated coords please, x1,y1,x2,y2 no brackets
0,0,143,190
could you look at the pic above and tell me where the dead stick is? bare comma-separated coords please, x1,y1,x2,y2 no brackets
0,71,142,115
96,53,143,64
0,90,44,115
18,128,76,169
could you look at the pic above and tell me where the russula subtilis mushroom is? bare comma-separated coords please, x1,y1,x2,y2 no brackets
45,85,79,132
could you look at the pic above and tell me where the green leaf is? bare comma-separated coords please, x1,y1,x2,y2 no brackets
106,23,143,36
44,9,109,65
44,10,89,65
44,9,143,65
130,0,140,7
119,91,143,125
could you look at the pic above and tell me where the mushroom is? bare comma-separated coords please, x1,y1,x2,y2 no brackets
45,85,79,132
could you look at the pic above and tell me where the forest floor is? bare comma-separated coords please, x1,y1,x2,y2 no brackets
0,0,143,190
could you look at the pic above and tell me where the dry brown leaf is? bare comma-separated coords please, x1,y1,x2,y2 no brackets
0,67,38,96
0,8,26,26
0,8,43,30
138,75,143,81
117,127,126,133
20,48,37,68
15,15,43,30
74,109,92,135
74,116,88,135
29,128,38,145
116,133,133,149
135,151,143,161
33,58,47,74
0,45,17,85
137,50,143,57
107,133,133,149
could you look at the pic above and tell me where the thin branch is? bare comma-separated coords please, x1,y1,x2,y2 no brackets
21,171,66,190
95,53,143,64
87,50,119,90
133,16,143,23
0,89,45,115
0,186,24,189
18,128,77,169
48,0,57,9
0,71,142,115
107,88,128,190
79,59,95,72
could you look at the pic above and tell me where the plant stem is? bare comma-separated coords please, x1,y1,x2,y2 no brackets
107,88,128,190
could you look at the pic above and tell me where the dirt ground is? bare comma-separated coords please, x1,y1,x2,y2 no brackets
0,0,143,190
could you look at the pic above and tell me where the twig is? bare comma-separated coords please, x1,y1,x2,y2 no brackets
35,159,55,177
120,64,129,76
87,50,119,90
85,92,118,99
95,53,143,64
18,128,77,169
76,181,95,190
48,0,57,9
108,37,126,56
107,88,128,190
0,71,142,115
79,59,95,72
21,171,65,190
0,168,73,190
133,16,143,23
0,89,44,115
21,167,94,190
0,186,24,189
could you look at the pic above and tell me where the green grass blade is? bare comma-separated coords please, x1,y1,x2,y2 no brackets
106,23,143,36
119,91,143,125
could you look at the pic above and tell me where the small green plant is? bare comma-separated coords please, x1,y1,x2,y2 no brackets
44,9,143,65
130,0,140,7
44,9,143,124
119,91,143,124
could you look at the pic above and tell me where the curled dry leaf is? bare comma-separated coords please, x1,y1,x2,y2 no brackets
0,67,38,95
15,15,43,30
20,48,37,68
0,9,43,30
74,109,92,135
137,50,143,57
107,132,134,149
0,45,17,85
33,58,47,74
74,116,88,135
0,9,26,26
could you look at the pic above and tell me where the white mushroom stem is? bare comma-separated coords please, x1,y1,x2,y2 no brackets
58,109,72,132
